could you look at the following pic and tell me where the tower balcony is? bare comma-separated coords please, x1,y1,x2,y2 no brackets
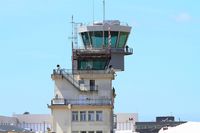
52,69,114,81
51,98,112,106
111,47,133,55
73,47,133,57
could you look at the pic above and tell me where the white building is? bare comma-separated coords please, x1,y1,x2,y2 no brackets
158,122,200,133
0,114,51,132
115,113,138,132
48,19,133,133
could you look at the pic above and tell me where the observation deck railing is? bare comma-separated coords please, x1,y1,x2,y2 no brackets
73,47,133,55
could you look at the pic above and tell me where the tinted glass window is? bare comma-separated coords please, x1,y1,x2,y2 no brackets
104,31,118,48
78,59,107,70
118,32,128,48
81,32,90,47
89,31,103,48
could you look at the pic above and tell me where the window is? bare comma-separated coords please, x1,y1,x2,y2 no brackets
104,31,119,48
81,131,86,133
72,111,78,121
80,111,86,121
88,111,95,121
90,80,95,91
88,131,94,133
96,111,103,121
81,32,90,47
96,131,103,133
89,31,103,48
72,131,79,133
78,59,107,70
118,32,128,48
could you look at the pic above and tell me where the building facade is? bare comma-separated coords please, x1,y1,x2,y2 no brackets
48,20,133,133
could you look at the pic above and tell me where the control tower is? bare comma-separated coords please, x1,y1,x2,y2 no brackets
49,20,133,133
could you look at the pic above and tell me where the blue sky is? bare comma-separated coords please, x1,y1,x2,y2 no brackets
0,0,200,121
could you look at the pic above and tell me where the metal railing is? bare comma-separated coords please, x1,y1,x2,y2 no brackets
124,47,133,55
53,69,100,92
73,48,111,53
60,70,80,89
73,47,133,55
51,98,66,105
51,98,112,106
109,47,133,55
53,68,111,76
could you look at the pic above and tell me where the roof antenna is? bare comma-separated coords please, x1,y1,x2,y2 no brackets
93,0,95,24
103,0,105,22
71,15,74,50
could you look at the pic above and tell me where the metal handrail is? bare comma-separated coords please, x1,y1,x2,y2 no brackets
124,47,133,54
61,70,80,89
53,69,102,91
54,69,111,75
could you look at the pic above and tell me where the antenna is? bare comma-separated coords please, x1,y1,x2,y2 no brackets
93,0,95,24
70,15,74,74
102,0,105,46
71,15,74,50
103,0,105,21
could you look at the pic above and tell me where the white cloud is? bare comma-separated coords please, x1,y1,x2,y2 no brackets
174,12,192,22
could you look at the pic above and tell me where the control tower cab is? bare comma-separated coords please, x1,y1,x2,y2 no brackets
73,20,133,71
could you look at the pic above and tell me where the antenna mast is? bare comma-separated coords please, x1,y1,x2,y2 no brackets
71,15,74,50
71,15,74,74
103,0,105,21
93,0,95,24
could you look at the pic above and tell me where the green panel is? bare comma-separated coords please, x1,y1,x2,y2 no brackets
89,31,103,48
118,32,128,48
111,31,119,48
88,31,119,48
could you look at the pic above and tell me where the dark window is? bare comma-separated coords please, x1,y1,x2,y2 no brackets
81,32,90,47
96,131,103,133
90,80,95,91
